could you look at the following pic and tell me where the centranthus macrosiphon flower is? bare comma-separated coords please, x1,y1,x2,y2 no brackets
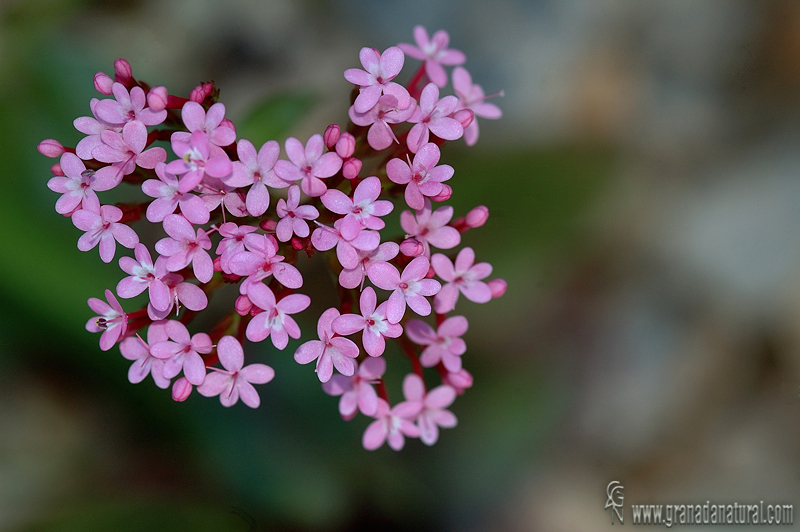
41,25,505,450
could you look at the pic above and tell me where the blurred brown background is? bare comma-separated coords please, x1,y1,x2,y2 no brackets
2,0,800,530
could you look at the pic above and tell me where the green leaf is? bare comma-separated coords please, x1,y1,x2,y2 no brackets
236,91,317,145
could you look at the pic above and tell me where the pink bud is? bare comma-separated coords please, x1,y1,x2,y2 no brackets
212,256,223,272
113,58,133,83
50,162,64,176
487,279,507,298
400,237,424,257
430,184,452,202
443,368,473,394
342,157,362,179
235,294,253,316
335,132,356,158
220,118,236,135
453,109,474,129
172,377,192,402
323,124,340,149
259,219,278,232
465,206,489,228
190,82,214,103
93,72,114,95
147,86,168,111
37,139,65,158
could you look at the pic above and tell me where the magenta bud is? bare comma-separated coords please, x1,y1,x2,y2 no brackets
400,237,424,257
453,109,474,129
323,124,340,149
37,139,65,158
335,132,356,158
50,162,64,176
466,205,489,228
342,157,362,179
147,86,168,111
93,72,114,95
235,294,253,316
430,184,452,202
113,58,133,83
444,368,474,393
212,256,223,272
487,278,507,298
171,377,192,402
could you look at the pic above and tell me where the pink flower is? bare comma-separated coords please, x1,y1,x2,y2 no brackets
294,308,359,383
406,83,463,153
245,282,310,349
228,233,303,293
155,214,213,283
362,398,421,451
94,82,167,127
401,373,457,446
228,139,285,217
72,204,139,263
116,243,170,311
405,316,468,372
311,220,380,270
197,336,275,408
74,98,120,160
47,152,119,215
386,143,453,210
171,101,236,151
367,256,441,324
399,200,461,257
431,247,492,313
338,241,399,290
145,262,208,321
349,94,416,151
151,320,212,385
332,287,402,357
215,222,258,274
119,320,170,388
322,357,386,419
197,179,248,219
86,289,127,351
452,67,503,146
398,26,466,88
275,185,319,242
320,176,393,240
274,134,342,197
166,130,233,192
92,120,167,176
344,46,410,114
142,162,210,224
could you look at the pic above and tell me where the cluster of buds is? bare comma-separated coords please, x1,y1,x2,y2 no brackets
39,26,505,450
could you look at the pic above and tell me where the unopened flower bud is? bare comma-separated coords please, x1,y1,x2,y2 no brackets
190,82,213,103
444,368,473,393
335,132,356,158
220,118,236,135
37,139,65,158
323,124,340,149
342,157,362,179
291,236,305,251
453,109,474,129
113,58,133,83
147,86,168,111
50,162,63,176
259,219,278,231
235,294,253,316
212,256,223,272
172,377,192,402
488,278,507,298
400,237,424,257
93,72,114,94
430,184,452,202
466,205,489,228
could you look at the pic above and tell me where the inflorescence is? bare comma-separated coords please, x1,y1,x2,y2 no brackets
39,26,506,450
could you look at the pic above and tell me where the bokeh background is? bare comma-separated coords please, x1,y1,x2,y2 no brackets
3,0,800,530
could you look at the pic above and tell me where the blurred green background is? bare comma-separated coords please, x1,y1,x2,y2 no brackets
3,1,800,530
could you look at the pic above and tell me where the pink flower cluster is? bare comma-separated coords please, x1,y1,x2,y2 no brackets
39,26,505,450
